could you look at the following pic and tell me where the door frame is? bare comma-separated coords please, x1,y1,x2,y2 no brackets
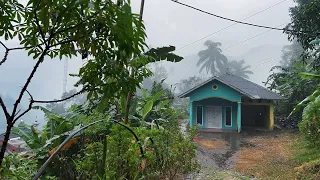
206,106,222,128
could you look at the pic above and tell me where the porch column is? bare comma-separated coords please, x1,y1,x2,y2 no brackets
269,104,274,130
237,102,241,133
189,101,193,127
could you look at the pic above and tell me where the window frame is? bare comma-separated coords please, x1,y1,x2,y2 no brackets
196,105,203,125
225,106,232,127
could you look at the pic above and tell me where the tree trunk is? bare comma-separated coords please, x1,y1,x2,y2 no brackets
124,92,133,124
0,122,13,167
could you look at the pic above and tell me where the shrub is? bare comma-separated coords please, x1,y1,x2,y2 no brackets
0,153,57,180
0,153,38,179
72,125,198,179
299,98,320,146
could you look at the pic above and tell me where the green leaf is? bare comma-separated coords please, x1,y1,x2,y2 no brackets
152,90,164,102
32,106,56,117
158,99,170,110
288,90,320,118
142,100,153,120
299,72,320,80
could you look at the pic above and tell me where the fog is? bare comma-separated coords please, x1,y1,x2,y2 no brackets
0,0,296,133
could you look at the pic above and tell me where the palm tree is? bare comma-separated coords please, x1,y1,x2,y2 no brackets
197,40,228,76
227,59,253,79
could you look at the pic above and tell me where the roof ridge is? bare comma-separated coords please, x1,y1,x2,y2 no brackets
226,73,283,98
178,75,254,98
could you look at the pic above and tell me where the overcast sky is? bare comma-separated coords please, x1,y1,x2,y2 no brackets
131,0,294,56
0,0,297,130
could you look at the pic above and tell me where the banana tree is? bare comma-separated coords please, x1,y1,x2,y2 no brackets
13,107,81,158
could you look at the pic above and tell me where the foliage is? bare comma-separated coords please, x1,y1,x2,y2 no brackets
298,97,320,146
280,40,304,67
46,89,87,115
292,136,320,180
285,0,320,68
265,42,317,117
1,153,41,180
0,0,183,166
286,0,320,50
177,76,204,93
197,40,252,78
73,125,198,180
226,59,253,79
197,40,228,76
129,81,184,131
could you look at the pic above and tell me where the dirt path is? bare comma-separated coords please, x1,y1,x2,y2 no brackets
185,130,297,180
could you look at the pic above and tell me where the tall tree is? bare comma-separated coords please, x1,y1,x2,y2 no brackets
0,0,183,167
177,76,204,93
225,59,253,79
280,40,304,67
265,42,317,116
285,0,320,68
197,40,228,76
197,40,253,78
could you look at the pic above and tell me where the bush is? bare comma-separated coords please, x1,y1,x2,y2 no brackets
0,153,57,180
0,153,38,180
72,125,199,179
299,98,320,146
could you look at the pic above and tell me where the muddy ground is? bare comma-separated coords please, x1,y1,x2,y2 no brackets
184,129,296,180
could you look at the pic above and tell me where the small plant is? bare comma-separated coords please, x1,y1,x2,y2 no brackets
0,153,42,180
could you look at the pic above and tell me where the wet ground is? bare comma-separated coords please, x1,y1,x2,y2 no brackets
196,131,258,170
184,128,277,180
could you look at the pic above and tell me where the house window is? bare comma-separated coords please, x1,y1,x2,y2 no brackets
196,106,203,125
225,106,232,126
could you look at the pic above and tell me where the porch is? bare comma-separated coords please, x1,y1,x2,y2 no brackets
189,98,241,132
189,98,275,133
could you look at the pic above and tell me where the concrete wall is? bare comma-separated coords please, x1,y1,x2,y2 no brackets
189,80,241,102
191,98,238,131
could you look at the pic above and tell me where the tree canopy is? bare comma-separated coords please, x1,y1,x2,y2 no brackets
197,40,253,78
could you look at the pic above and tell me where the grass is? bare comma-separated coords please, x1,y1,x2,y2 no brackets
291,136,320,180
235,132,320,180
291,137,320,164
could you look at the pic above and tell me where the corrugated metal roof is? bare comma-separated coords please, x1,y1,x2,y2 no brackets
179,73,284,100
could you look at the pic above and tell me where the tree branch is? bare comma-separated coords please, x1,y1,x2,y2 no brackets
33,88,85,103
33,0,47,47
52,3,109,36
0,49,9,67
11,49,48,117
49,37,81,48
0,96,10,120
0,40,9,66
13,90,34,123
0,41,8,49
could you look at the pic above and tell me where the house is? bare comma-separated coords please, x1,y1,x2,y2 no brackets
178,73,284,132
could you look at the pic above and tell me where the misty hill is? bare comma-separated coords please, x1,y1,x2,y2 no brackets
161,44,283,87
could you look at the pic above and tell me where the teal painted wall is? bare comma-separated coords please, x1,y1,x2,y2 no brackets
189,80,241,102
188,80,242,130
191,98,238,130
